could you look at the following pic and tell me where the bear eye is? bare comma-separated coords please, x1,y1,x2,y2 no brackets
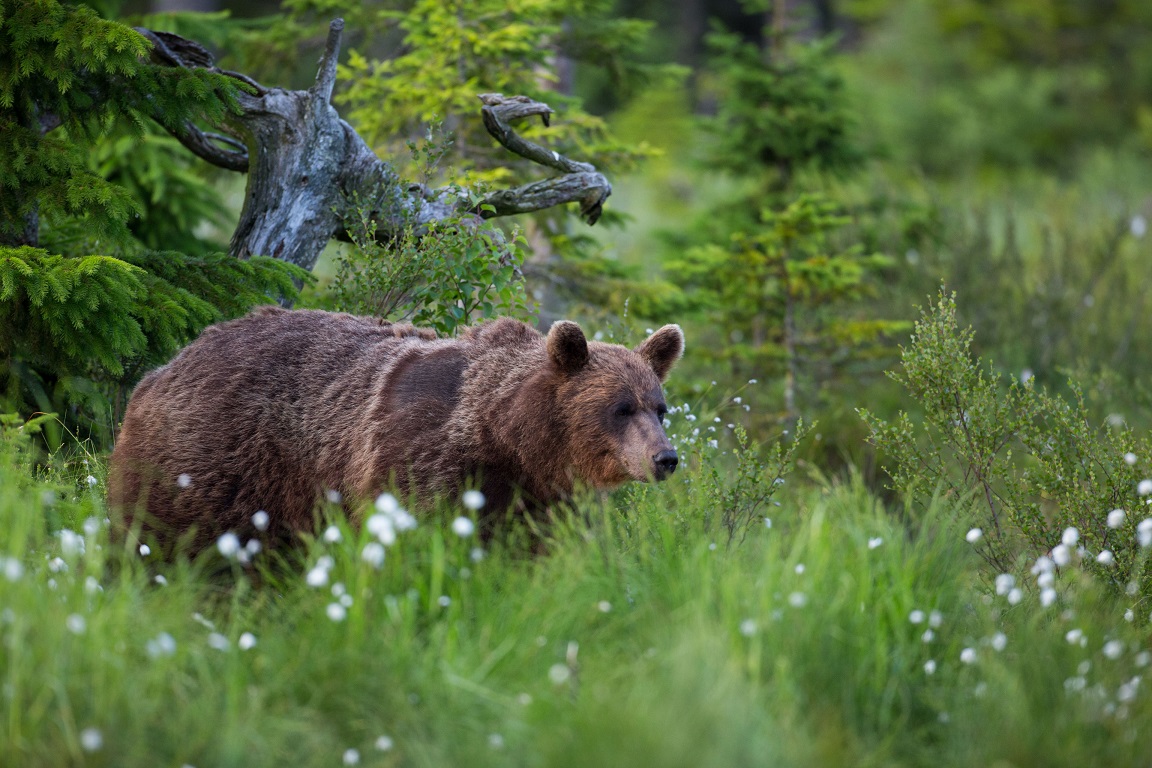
613,402,635,418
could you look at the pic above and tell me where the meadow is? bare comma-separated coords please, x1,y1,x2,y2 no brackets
3,393,1151,767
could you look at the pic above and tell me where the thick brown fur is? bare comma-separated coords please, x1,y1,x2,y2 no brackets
107,307,684,554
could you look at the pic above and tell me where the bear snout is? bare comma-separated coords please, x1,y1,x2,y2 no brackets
652,449,679,481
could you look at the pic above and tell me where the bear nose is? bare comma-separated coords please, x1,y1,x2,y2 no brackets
653,449,678,480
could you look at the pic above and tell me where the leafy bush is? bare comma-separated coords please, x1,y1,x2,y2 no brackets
862,291,1152,597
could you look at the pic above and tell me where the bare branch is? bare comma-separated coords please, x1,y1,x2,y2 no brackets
171,122,249,172
479,93,592,173
311,18,344,105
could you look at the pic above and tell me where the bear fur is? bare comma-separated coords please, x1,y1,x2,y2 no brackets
107,307,684,553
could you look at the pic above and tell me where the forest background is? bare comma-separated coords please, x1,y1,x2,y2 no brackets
3,1,1152,765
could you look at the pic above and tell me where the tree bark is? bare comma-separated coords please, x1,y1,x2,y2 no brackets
135,19,612,273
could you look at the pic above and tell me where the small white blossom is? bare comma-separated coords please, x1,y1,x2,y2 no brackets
342,748,360,765
138,544,151,557
176,473,192,489
252,511,270,531
922,629,935,643
1138,518,1152,548
146,632,177,658
462,490,486,511
1032,555,1055,574
739,619,757,637
488,733,505,749
597,601,612,613
1097,550,1115,566
1061,527,1079,547
1103,640,1124,660
86,475,98,488
80,727,103,752
238,632,257,650
1131,214,1147,238
154,574,168,586
1,556,23,582
1124,452,1138,466
245,539,261,556
764,518,772,529
1125,609,1135,622
438,595,451,607
990,632,1007,652
1065,628,1084,645
366,514,397,545
1040,587,1058,607
966,528,983,544
207,633,229,651
548,664,571,684
66,614,86,634
470,547,486,562
995,573,1015,595
909,610,926,625
1135,651,1150,667
326,603,347,622
451,516,476,538
216,532,241,559
867,537,883,550
59,529,85,557
960,648,977,664
361,542,386,569
1138,479,1152,496
929,611,943,628
82,517,102,537
1008,588,1023,605
794,563,805,575
322,525,342,543
1052,544,1072,567
325,489,343,504
924,660,937,675
1037,571,1055,589
375,735,394,751
375,493,399,515
305,567,329,588
1108,509,1126,529
788,592,807,608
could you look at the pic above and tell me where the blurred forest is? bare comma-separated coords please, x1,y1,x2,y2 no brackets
5,0,1152,474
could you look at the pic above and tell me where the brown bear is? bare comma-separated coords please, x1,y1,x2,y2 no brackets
107,307,684,554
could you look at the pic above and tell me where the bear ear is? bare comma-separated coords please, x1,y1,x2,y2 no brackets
635,324,684,382
547,320,589,374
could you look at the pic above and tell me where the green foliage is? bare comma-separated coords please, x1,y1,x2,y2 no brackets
863,291,1152,597
1,246,308,447
333,200,535,336
0,0,241,245
668,194,904,420
702,32,863,192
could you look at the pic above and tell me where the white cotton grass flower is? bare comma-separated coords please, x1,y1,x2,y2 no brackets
1138,518,1152,548
146,632,176,658
788,592,807,608
59,529,85,557
488,733,505,749
305,566,329,588
548,664,571,684
252,510,270,531
1065,628,1084,645
470,547,486,563
462,490,486,511
794,563,805,575
207,632,229,651
322,525,342,543
154,574,168,586
451,516,476,538
924,660,937,675
1136,651,1151,668
1061,527,1079,547
361,542,386,569
597,601,612,613
1052,544,1072,567
80,727,103,752
960,648,977,664
990,632,1007,652
66,614,86,634
909,610,926,625
1007,587,1023,605
1040,587,1058,607
966,528,983,544
238,632,257,650
867,537,883,550
138,544,151,557
216,532,241,559
1037,571,1055,589
739,619,757,637
176,473,192,489
326,603,347,622
326,489,343,504
83,516,102,537
1032,555,1055,575
342,748,360,765
1097,550,1115,566
929,611,943,628
375,735,394,752
86,475,98,488
1,557,23,582
921,629,935,643
1108,509,1126,529
1125,452,1138,465
375,493,399,515
995,573,1015,595
1103,640,1124,660
1138,479,1152,496
366,514,396,546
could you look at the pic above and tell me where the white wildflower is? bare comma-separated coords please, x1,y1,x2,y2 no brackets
966,528,983,544
960,648,977,664
924,660,937,675
867,537,883,549
216,532,241,559
437,595,451,607
1007,588,1023,605
82,517,102,536
375,493,399,515
1041,587,1058,607
305,567,329,588
326,603,347,622
342,748,360,765
207,633,229,651
80,727,103,752
739,619,757,637
1138,518,1152,548
548,664,571,684
451,516,476,538
995,573,1015,595
1138,479,1152,496
66,614,86,634
146,632,176,658
252,510,270,531
990,632,1007,652
1124,452,1138,466
922,629,935,643
1038,571,1055,589
366,514,396,545
1052,544,1072,567
909,610,926,625
1103,640,1124,660
86,475,98,488
1,557,22,582
176,473,192,489
375,735,394,751
361,542,386,569
788,592,807,608
238,632,257,650
1108,509,1126,529
462,490,486,511
597,601,612,613
322,525,342,543
325,489,343,504
138,544,151,557
1065,628,1084,645
59,529,84,557
488,733,505,749
929,611,943,628
1061,527,1079,547
1097,550,1115,566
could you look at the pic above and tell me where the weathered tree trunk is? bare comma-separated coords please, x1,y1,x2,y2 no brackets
135,19,612,273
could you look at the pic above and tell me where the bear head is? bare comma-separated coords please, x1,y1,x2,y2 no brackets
546,320,685,489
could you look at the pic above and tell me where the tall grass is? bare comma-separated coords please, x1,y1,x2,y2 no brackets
1,431,1149,767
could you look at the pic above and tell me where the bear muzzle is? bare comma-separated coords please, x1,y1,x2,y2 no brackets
652,449,679,481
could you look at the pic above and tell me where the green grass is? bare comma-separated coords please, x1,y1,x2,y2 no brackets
1,432,1150,768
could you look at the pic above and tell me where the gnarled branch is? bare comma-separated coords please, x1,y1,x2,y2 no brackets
134,19,612,272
